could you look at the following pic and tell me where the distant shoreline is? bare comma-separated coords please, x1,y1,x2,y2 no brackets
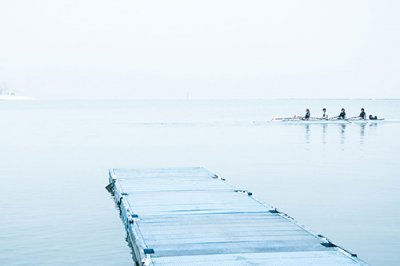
17,97,400,101
0,96,33,101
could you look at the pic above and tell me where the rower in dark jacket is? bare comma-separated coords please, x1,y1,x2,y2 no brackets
304,109,310,120
359,108,366,119
322,108,328,119
338,108,346,119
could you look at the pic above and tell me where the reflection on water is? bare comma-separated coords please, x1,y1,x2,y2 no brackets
322,124,327,144
340,124,346,145
301,123,382,149
360,124,366,146
305,124,310,144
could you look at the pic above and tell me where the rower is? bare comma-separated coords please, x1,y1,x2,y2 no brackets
359,108,366,120
304,109,310,120
322,108,328,119
338,108,346,119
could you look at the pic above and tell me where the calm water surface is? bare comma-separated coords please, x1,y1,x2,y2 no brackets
0,99,399,265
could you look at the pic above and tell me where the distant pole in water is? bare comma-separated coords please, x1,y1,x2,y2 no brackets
186,91,190,101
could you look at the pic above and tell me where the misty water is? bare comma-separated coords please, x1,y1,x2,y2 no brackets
1,99,399,265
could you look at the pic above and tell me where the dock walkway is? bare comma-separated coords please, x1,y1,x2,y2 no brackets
107,167,367,265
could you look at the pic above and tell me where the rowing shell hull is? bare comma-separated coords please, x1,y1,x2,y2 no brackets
272,119,384,124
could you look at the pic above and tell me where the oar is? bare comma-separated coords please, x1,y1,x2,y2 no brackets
329,116,351,123
310,117,328,120
272,116,300,121
272,117,294,120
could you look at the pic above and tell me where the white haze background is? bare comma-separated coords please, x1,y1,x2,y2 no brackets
1,0,400,99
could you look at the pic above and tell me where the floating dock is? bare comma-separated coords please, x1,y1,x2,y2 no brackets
107,167,367,265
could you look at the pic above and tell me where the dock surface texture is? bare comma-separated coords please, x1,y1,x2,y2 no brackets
108,167,367,266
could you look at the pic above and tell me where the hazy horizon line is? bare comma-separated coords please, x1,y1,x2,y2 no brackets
18,97,400,101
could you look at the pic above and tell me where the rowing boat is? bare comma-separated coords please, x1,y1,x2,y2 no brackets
272,118,385,124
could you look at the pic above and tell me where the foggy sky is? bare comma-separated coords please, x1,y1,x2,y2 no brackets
0,0,399,99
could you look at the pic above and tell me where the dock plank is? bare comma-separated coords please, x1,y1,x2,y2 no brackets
108,167,367,265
